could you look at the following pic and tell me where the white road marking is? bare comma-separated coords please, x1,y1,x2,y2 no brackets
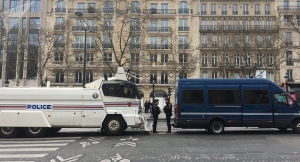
0,148,59,152
0,154,47,158
0,137,81,141
0,143,68,147
0,140,76,144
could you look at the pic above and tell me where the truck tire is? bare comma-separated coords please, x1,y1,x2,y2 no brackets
209,121,224,135
292,120,300,134
0,127,21,138
49,128,61,134
103,116,125,136
24,127,49,138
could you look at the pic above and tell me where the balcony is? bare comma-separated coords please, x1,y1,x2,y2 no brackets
53,43,65,48
178,44,189,49
286,61,294,66
287,78,295,82
130,44,141,48
199,25,279,32
138,79,176,85
211,63,218,67
68,8,98,13
178,26,189,31
102,43,113,48
103,26,114,31
143,9,176,14
211,11,216,15
202,44,207,47
201,11,207,15
103,8,114,14
212,43,218,47
244,11,249,15
202,63,207,67
55,8,66,13
54,25,65,30
178,8,189,14
222,11,227,15
255,11,260,15
265,11,270,15
130,26,141,32
285,41,293,45
278,6,300,12
232,11,238,15
234,44,240,47
147,27,172,32
72,43,95,49
147,44,170,49
72,26,85,31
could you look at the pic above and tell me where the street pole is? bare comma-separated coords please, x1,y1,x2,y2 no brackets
83,28,87,88
286,81,288,94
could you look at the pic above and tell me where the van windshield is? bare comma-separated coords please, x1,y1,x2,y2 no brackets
274,93,294,106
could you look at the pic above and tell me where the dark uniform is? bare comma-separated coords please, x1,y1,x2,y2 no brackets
152,99,160,133
163,98,172,133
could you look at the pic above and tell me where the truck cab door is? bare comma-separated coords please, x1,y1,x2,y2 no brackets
274,93,298,127
241,85,274,127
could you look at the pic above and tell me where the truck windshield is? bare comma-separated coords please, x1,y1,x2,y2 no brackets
102,83,141,99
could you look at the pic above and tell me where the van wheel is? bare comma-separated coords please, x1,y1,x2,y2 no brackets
103,116,125,136
209,121,224,135
292,120,300,134
0,127,21,138
49,128,61,134
24,127,49,138
278,127,288,132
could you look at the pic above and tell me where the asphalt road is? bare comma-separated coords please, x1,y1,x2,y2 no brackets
0,122,300,162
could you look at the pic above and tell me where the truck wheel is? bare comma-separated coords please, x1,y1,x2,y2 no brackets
104,116,125,136
292,120,300,134
209,121,224,135
49,128,61,134
0,127,20,138
24,127,48,138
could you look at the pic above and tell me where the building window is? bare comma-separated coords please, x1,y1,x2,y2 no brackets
265,4,270,14
244,20,249,30
266,35,273,47
285,32,292,45
161,72,168,84
10,0,20,12
255,4,260,15
267,73,274,82
131,53,139,62
150,73,157,84
211,35,217,46
131,1,140,13
179,18,188,31
284,1,289,10
75,71,82,83
77,3,85,13
212,54,217,67
223,54,229,65
246,53,251,67
243,4,249,15
2,0,6,11
222,34,229,47
255,19,261,29
222,4,227,15
211,4,216,15
30,0,40,12
75,53,83,61
161,54,168,62
56,0,65,12
212,72,217,78
104,72,113,78
201,35,207,47
244,35,251,47
202,72,208,78
85,72,93,83
257,53,263,67
55,52,63,61
131,35,140,48
103,1,114,13
130,72,139,84
234,73,241,78
201,4,207,15
150,54,157,62
87,53,94,62
179,35,188,49
234,54,240,67
256,35,262,47
286,51,293,66
29,17,40,29
104,53,112,62
55,72,64,83
179,53,188,62
161,3,168,14
202,53,207,67
268,54,273,67
222,20,228,30
211,20,217,30
178,1,189,14
287,69,293,82
232,4,238,15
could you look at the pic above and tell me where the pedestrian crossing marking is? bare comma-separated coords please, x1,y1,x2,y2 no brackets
0,143,68,147
0,154,47,158
0,148,59,152
0,140,76,144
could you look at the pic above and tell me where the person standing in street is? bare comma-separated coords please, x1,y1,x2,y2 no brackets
144,100,150,113
152,99,160,133
163,98,172,133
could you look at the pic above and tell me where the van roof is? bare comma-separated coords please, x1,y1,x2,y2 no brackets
178,78,272,84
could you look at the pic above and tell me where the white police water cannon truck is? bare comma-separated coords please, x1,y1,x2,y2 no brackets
0,67,150,138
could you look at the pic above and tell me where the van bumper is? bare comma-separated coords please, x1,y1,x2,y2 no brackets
172,118,182,128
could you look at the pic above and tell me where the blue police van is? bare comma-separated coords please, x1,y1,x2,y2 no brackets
172,78,300,134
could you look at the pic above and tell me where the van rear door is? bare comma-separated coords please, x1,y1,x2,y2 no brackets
241,85,274,127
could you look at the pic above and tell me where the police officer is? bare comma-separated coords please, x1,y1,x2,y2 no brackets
152,99,160,133
163,98,172,133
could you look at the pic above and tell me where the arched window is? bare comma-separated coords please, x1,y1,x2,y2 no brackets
131,1,140,13
103,1,114,13
179,1,188,14
56,0,65,13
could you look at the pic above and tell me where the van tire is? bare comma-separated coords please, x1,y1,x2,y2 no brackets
103,116,125,136
209,121,224,135
0,127,21,138
292,120,300,134
24,127,49,138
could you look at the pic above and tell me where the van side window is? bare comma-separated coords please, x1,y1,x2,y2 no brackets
274,93,294,106
102,84,115,96
208,90,240,105
182,90,204,104
244,90,269,104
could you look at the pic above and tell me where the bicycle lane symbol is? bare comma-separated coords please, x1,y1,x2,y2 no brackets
114,136,138,148
100,154,130,162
